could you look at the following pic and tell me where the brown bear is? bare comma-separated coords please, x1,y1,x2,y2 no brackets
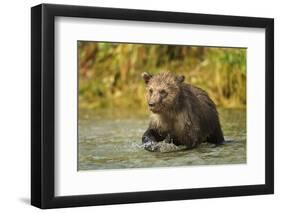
141,71,225,152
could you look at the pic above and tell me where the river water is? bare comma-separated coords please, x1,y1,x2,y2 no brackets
78,108,246,170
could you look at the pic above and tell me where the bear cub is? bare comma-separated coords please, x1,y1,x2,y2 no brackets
142,71,225,152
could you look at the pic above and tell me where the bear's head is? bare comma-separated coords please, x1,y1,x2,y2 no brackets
142,72,185,114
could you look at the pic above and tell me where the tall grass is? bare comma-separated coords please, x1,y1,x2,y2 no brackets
78,41,246,114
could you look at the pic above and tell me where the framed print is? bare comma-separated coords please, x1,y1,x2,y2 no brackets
31,3,274,209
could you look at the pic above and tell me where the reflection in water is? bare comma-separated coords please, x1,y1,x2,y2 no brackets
78,109,246,170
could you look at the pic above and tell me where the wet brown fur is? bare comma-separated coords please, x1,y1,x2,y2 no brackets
142,72,224,148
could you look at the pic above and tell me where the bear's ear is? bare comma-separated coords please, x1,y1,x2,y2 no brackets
142,72,152,84
175,75,185,84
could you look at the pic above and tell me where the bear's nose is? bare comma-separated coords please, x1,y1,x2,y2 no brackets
149,103,155,107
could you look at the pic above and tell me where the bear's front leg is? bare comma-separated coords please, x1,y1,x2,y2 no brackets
142,129,167,152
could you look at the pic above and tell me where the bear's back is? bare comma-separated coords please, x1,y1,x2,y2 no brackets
179,83,219,138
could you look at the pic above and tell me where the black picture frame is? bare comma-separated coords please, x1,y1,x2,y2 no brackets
31,3,274,209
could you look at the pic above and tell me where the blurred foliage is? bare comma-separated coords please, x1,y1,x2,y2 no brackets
78,41,246,115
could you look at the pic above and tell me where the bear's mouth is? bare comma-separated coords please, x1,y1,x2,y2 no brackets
149,105,161,113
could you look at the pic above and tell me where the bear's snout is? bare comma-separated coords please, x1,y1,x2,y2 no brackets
148,102,156,107
148,102,162,113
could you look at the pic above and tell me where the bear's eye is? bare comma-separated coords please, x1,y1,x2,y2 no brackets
159,90,167,97
149,88,153,94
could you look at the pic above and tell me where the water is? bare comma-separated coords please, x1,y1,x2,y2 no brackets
78,109,246,170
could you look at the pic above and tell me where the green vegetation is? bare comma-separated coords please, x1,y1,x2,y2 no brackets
78,41,246,114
